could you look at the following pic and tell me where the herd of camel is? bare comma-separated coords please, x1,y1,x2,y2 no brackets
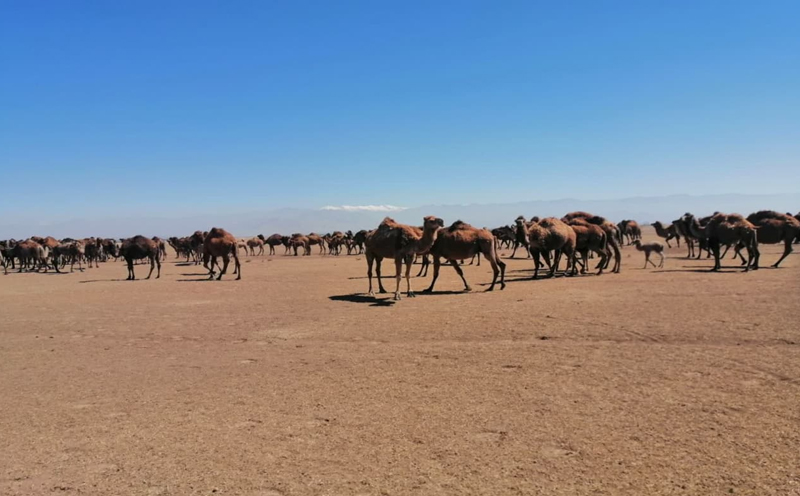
1,210,798,299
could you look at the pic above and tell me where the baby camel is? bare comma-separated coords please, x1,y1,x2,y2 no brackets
633,240,665,269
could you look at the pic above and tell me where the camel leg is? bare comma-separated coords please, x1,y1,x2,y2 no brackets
127,258,135,280
709,239,721,271
510,241,518,259
448,259,471,291
156,255,161,279
596,250,607,274
393,257,404,300
486,251,505,291
750,242,760,270
367,254,375,296
772,239,792,268
375,258,387,293
532,250,541,279
218,255,230,280
643,253,649,269
424,256,442,292
658,251,665,268
146,255,156,279
416,255,427,277
234,255,241,280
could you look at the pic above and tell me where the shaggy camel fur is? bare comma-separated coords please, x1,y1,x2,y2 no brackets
365,216,443,300
738,211,800,268
633,240,665,268
120,236,161,280
527,217,576,279
702,213,759,271
566,219,608,275
652,221,680,248
562,212,621,273
204,227,241,280
423,221,506,293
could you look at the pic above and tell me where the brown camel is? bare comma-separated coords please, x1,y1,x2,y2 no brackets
617,220,642,245
743,211,800,267
510,216,531,258
289,234,311,256
120,236,161,280
11,240,47,273
562,212,621,273
701,213,759,271
566,219,608,275
651,221,680,248
307,233,325,255
423,220,506,293
527,217,576,279
364,216,443,300
246,236,265,256
203,227,241,280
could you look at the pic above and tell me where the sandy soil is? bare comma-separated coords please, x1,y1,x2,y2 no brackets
1,227,799,495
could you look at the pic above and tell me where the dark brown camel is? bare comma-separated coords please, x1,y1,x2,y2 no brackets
120,236,161,280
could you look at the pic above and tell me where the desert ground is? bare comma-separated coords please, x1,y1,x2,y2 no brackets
1,227,799,495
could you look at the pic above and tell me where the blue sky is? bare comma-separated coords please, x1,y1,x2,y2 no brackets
2,1,799,220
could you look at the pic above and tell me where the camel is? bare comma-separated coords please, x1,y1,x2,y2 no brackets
423,221,506,293
491,226,515,251
120,236,161,280
259,234,284,255
618,220,642,245
307,233,325,255
365,216,443,300
701,213,759,271
651,221,680,248
633,240,665,268
742,211,800,267
562,212,621,273
151,237,167,261
203,227,241,280
289,234,310,256
566,219,608,275
236,239,249,255
11,240,48,272
189,231,206,264
52,241,85,273
83,238,102,268
246,237,265,256
672,217,696,258
352,230,368,254
510,216,531,258
527,217,576,279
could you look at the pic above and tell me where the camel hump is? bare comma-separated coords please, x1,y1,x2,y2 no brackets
379,217,399,228
448,220,471,232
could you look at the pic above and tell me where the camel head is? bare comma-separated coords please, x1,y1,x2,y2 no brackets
422,216,445,232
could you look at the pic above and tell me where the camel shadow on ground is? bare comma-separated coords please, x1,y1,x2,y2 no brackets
328,294,396,307
79,279,138,283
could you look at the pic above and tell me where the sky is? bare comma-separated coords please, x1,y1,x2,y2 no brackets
2,1,799,223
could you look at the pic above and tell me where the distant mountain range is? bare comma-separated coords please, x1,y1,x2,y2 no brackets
2,193,798,239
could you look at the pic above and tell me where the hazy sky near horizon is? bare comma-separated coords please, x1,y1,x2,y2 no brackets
2,1,799,219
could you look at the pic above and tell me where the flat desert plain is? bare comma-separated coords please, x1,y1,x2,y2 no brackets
1,228,799,496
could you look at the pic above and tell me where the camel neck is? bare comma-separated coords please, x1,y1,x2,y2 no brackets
418,227,440,253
